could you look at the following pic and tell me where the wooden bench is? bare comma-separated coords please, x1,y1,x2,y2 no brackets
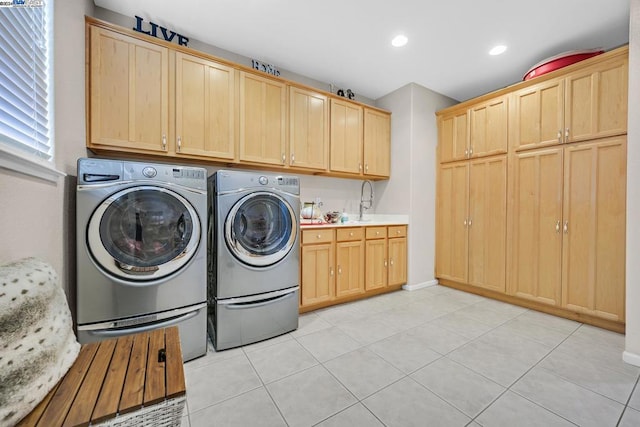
17,327,186,427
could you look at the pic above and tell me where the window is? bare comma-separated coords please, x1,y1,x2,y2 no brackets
0,0,62,181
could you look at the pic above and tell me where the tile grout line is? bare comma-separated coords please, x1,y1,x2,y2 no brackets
616,372,640,426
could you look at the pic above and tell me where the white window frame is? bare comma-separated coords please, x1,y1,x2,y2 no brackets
0,0,64,182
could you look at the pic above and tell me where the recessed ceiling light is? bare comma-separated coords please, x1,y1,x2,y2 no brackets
489,45,507,56
391,34,408,47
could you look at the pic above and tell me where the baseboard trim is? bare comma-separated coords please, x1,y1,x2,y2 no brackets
623,351,640,367
403,280,438,291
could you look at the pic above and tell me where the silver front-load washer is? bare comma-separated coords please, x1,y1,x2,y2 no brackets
76,158,208,361
208,169,300,350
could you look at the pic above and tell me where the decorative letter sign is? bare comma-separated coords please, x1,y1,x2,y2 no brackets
251,59,281,76
133,15,189,47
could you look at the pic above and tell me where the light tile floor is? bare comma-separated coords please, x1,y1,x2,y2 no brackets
181,285,639,427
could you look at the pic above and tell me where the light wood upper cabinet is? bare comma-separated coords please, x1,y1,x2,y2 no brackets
289,86,329,170
439,110,468,163
468,156,507,292
469,96,508,158
561,137,626,321
89,26,169,153
239,71,287,166
512,79,564,151
175,52,236,160
564,57,628,143
508,148,564,306
435,162,469,283
330,98,363,174
363,108,391,177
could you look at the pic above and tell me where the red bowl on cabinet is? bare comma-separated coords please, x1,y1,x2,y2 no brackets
523,49,604,81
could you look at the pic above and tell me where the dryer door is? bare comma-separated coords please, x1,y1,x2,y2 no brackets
87,186,201,282
225,191,297,267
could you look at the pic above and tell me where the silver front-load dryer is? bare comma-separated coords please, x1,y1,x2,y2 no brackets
76,158,208,361
208,169,300,350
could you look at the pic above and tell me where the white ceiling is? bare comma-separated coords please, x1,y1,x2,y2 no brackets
94,0,630,102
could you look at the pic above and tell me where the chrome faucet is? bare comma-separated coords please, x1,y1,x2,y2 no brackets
359,180,374,221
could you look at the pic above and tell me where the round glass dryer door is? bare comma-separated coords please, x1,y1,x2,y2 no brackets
87,186,201,282
225,191,297,267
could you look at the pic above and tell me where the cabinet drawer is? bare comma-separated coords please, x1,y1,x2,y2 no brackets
336,227,364,242
388,226,407,238
365,227,387,239
302,229,335,244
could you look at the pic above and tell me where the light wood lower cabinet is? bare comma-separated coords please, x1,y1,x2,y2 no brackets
335,228,365,298
436,156,507,292
507,136,626,322
300,225,407,311
300,229,335,307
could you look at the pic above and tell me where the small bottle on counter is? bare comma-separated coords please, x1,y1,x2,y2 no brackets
341,209,348,223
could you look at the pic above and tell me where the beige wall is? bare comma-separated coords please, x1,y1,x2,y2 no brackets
625,0,640,365
375,84,457,287
0,0,93,305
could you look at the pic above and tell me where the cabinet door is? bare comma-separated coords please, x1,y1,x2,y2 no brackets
435,163,469,283
301,243,335,306
175,53,236,160
469,96,507,157
388,237,407,286
439,110,468,163
508,148,563,305
289,86,329,170
564,58,628,143
239,71,287,165
89,27,169,152
511,79,564,151
562,137,626,321
365,238,387,290
336,240,365,298
363,108,391,177
468,156,506,292
330,98,363,174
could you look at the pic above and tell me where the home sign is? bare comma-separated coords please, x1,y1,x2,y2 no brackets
133,15,189,47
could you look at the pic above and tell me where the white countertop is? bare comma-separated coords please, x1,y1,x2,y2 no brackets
300,214,409,228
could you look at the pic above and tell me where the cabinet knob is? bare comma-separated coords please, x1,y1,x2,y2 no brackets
463,219,467,227
469,147,473,156
565,128,570,140
384,259,388,267
358,162,362,171
390,259,394,266
338,266,342,275
349,232,354,236
317,234,322,239
468,218,472,227
563,221,569,234
557,130,562,143
396,230,401,234
376,231,380,235
177,136,182,152
365,163,369,172
464,149,469,157
555,220,561,233
282,153,286,164
162,134,167,150
291,153,295,163
330,267,334,276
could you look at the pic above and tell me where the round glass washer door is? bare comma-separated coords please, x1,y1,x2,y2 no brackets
87,186,201,282
225,191,297,267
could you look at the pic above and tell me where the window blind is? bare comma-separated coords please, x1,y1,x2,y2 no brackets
0,2,51,162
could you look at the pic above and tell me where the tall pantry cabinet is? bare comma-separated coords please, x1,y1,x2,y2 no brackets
437,46,628,331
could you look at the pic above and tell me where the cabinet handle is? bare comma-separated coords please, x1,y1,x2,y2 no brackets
282,153,286,164
359,162,362,171
465,149,469,157
557,130,562,143
565,128,569,141
330,267,334,276
468,218,472,227
463,219,467,227
338,266,342,275
469,147,473,156
177,136,182,152
384,259,388,267
291,153,295,163
162,134,167,150
365,163,369,172
555,220,560,233
390,259,394,266
563,221,569,234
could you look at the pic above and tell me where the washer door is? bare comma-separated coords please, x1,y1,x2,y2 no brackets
225,191,297,267
87,186,201,282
